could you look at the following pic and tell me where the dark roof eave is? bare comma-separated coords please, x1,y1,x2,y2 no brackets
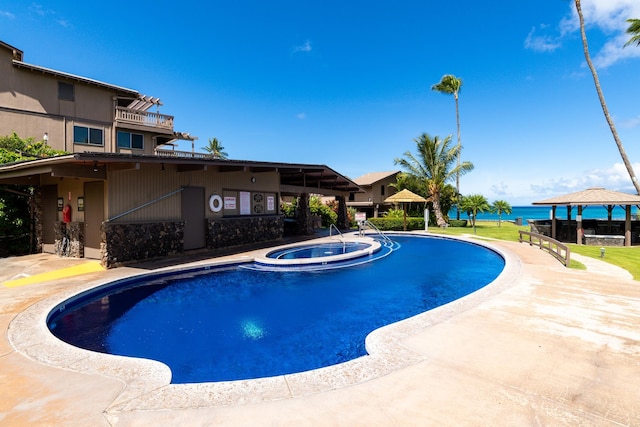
12,60,139,96
0,153,362,193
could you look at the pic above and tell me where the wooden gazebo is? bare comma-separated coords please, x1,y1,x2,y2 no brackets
532,187,640,246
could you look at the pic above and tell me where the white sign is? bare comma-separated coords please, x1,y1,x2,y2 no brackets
240,191,251,215
355,212,366,222
267,195,275,211
224,196,236,210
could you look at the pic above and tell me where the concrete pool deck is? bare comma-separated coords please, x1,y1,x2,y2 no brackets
1,233,639,426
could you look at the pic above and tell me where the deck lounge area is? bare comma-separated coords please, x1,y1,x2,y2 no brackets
1,236,639,425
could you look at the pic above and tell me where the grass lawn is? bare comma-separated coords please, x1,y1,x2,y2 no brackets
427,220,640,280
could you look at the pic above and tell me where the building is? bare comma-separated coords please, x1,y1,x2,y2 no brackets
0,41,359,267
347,171,400,218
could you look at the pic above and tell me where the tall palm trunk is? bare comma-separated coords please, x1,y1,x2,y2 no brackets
454,92,461,220
575,0,640,194
429,183,447,227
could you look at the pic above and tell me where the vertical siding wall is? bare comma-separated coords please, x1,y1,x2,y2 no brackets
107,164,280,222
101,164,284,267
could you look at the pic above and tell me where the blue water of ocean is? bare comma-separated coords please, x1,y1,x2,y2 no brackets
449,205,639,225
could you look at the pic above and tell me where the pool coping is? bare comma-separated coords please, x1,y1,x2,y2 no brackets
252,235,383,268
7,233,522,412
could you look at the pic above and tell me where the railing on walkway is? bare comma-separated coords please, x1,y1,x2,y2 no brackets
519,231,571,267
115,107,174,130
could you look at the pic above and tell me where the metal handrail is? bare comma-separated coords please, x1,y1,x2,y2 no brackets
106,187,185,222
329,223,344,239
364,220,393,243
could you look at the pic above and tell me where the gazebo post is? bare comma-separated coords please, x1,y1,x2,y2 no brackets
625,205,631,247
607,205,614,233
551,206,557,239
403,203,407,231
567,206,572,241
577,205,583,245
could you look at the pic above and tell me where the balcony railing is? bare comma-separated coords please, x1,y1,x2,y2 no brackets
155,149,217,159
115,107,174,130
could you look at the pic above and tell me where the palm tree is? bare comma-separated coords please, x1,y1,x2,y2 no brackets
624,18,640,47
394,133,474,227
459,194,490,234
432,74,464,219
202,137,228,159
490,199,512,227
573,0,640,194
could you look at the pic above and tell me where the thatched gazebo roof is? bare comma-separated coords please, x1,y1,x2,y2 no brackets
384,189,427,204
384,189,427,231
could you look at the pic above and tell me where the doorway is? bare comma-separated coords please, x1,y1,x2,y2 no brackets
41,185,57,253
181,187,206,250
84,181,104,259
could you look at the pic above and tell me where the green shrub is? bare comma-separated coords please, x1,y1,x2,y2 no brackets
347,207,358,227
369,217,425,231
448,219,468,227
382,208,404,219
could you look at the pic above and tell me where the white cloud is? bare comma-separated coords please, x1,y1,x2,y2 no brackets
26,4,72,28
489,182,510,197
56,19,71,28
0,10,15,19
292,40,312,54
524,26,562,52
534,0,640,68
620,115,640,129
29,4,46,16
296,112,306,120
465,161,640,205
530,162,640,196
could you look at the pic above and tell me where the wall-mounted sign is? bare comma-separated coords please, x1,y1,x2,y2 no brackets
240,191,251,215
57,197,64,211
224,196,236,210
77,196,84,212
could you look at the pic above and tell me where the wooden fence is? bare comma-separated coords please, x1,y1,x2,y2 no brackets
519,231,571,267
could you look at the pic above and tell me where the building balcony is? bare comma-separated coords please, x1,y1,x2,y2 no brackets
115,107,174,131
155,149,216,159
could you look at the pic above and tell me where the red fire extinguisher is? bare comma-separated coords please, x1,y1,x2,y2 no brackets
62,204,72,223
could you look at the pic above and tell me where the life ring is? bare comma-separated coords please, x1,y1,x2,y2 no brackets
209,194,223,212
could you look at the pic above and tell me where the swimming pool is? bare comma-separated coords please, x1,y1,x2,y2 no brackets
48,235,504,384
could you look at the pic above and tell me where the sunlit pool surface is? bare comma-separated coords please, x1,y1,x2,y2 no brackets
48,235,504,383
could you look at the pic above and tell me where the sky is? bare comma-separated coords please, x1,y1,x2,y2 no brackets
1,0,640,205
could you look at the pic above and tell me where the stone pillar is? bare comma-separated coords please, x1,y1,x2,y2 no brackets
33,186,43,253
336,195,349,231
296,193,313,235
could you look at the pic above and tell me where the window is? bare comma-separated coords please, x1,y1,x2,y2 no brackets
380,185,385,196
117,131,144,149
58,82,74,101
349,192,355,201
73,125,103,145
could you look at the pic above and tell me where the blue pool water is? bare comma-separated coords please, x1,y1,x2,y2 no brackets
267,241,372,259
48,235,504,383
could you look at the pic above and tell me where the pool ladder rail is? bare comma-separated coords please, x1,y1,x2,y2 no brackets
362,220,394,245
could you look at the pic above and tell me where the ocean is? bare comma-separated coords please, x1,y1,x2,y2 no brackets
448,205,639,225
